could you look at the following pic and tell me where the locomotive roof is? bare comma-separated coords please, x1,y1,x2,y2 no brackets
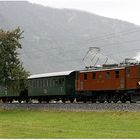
80,67,125,73
28,70,74,79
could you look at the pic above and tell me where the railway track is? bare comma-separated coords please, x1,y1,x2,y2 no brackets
1,102,140,111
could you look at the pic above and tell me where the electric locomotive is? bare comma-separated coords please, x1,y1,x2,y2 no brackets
75,63,140,103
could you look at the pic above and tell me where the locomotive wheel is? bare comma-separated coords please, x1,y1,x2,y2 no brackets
83,97,87,103
99,100,105,103
121,99,126,103
107,99,111,103
121,100,126,103
107,96,112,103
91,99,96,103
83,99,87,103
113,100,118,103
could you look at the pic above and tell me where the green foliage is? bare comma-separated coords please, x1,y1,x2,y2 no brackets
0,27,29,90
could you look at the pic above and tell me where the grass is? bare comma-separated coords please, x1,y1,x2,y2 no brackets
0,109,140,138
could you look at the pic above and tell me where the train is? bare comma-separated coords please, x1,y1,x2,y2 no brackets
0,62,140,103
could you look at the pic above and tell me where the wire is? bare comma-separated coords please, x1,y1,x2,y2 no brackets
86,26,140,42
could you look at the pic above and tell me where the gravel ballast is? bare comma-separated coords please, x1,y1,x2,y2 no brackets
1,103,140,111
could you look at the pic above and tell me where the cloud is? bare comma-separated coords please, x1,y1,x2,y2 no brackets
134,52,140,61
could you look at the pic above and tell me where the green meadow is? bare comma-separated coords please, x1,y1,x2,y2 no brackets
0,109,140,138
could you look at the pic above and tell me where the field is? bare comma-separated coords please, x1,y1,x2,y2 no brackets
0,109,140,138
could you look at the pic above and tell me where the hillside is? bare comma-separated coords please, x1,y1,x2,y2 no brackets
0,1,140,74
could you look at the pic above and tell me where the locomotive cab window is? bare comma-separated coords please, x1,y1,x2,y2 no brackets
115,70,119,78
126,67,130,75
84,73,87,80
106,72,110,79
93,72,96,80
139,66,140,76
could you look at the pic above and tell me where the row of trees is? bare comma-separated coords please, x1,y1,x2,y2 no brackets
0,27,29,90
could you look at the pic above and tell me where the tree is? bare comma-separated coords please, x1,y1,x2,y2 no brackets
0,27,29,91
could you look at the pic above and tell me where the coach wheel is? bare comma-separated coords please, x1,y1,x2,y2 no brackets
46,99,50,103
70,98,74,103
38,99,42,103
9,99,13,103
62,99,66,103
25,98,29,103
2,98,6,103
18,99,21,103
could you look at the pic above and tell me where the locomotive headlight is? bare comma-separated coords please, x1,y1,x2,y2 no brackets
138,81,140,86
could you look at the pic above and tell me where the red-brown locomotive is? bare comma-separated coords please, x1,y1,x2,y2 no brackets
75,63,140,103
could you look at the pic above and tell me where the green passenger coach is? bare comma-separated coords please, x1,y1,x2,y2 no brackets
0,85,21,102
28,71,76,103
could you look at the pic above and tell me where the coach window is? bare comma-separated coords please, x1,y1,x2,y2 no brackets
52,79,54,87
34,80,36,88
36,80,38,88
51,80,53,87
84,73,87,80
45,79,47,87
50,79,52,87
48,79,50,87
52,79,55,86
38,80,40,88
33,80,35,88
59,78,64,85
39,80,41,88
115,70,119,78
42,80,44,88
55,79,58,86
37,80,39,88
93,72,96,80
29,81,32,87
41,80,43,88
32,81,34,88
106,72,110,79
35,80,37,88
43,80,45,88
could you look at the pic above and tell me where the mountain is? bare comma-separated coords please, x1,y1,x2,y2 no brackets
0,1,140,74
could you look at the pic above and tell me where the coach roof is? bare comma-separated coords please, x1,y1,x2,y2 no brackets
28,70,74,79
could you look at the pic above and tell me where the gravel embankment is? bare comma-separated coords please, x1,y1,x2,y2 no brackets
1,103,140,111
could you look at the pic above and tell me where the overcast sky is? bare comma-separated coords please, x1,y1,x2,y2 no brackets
27,0,140,26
